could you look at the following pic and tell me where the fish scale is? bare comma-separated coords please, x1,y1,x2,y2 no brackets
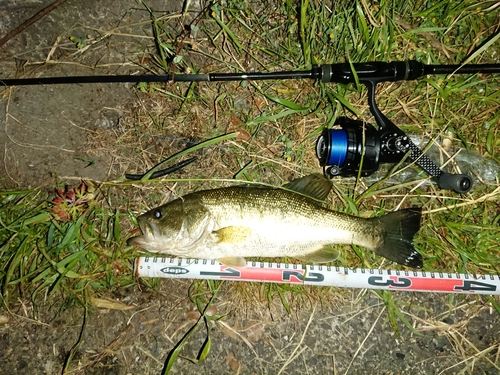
192,187,370,247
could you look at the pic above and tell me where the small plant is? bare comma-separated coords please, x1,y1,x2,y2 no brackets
51,181,97,222
69,35,87,49
278,134,294,161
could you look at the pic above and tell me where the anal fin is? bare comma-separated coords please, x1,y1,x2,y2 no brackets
218,257,247,267
295,244,339,264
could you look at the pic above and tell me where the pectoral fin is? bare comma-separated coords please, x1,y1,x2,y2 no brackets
296,244,339,264
214,226,252,244
218,257,247,267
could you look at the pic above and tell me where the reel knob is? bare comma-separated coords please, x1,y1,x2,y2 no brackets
437,173,473,194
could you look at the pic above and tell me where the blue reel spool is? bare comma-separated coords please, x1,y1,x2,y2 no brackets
316,118,382,177
316,128,348,167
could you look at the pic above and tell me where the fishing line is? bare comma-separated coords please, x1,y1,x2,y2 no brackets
135,257,500,295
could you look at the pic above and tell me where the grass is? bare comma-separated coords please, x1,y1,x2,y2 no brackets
1,0,500,373
0,184,137,312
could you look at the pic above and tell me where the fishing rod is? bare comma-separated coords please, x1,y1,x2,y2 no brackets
2,60,499,86
135,257,500,295
2,60,499,193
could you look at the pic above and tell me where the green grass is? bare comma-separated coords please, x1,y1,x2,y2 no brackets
1,0,500,373
0,184,137,311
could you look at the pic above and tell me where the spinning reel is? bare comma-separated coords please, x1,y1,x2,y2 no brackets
313,61,480,194
316,116,472,193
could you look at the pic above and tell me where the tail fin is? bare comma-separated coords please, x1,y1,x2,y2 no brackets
373,207,423,268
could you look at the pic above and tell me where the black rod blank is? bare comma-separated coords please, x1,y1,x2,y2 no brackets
0,60,498,87
425,63,500,75
0,70,320,86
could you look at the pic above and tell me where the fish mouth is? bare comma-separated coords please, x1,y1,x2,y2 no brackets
127,218,158,249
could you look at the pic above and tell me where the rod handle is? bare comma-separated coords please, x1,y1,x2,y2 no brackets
321,60,425,84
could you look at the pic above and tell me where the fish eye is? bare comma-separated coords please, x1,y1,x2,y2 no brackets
153,210,162,219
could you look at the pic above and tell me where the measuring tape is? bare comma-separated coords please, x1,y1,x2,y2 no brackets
134,257,500,295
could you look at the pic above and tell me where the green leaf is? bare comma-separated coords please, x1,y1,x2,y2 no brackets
24,212,51,225
57,221,80,249
347,58,360,89
486,125,495,156
262,93,309,111
113,211,121,242
459,30,500,66
355,3,369,42
3,236,28,294
247,108,301,125
197,330,212,362
327,91,362,118
401,27,448,36
162,318,203,374
211,12,242,51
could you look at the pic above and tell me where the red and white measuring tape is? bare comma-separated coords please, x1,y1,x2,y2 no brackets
134,257,500,295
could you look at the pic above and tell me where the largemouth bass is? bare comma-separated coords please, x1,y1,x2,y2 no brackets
128,174,423,268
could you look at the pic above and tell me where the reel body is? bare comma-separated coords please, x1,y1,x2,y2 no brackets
316,117,416,178
316,115,472,193
316,118,381,177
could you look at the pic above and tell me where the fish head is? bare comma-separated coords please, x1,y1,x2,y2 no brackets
127,199,213,255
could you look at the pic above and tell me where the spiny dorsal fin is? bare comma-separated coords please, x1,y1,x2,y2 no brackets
283,174,333,201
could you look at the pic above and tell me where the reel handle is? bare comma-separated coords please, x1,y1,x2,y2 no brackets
366,82,473,193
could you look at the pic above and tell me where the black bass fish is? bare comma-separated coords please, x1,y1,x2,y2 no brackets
128,174,423,268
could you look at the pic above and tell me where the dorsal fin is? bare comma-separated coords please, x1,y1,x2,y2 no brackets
283,174,333,201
